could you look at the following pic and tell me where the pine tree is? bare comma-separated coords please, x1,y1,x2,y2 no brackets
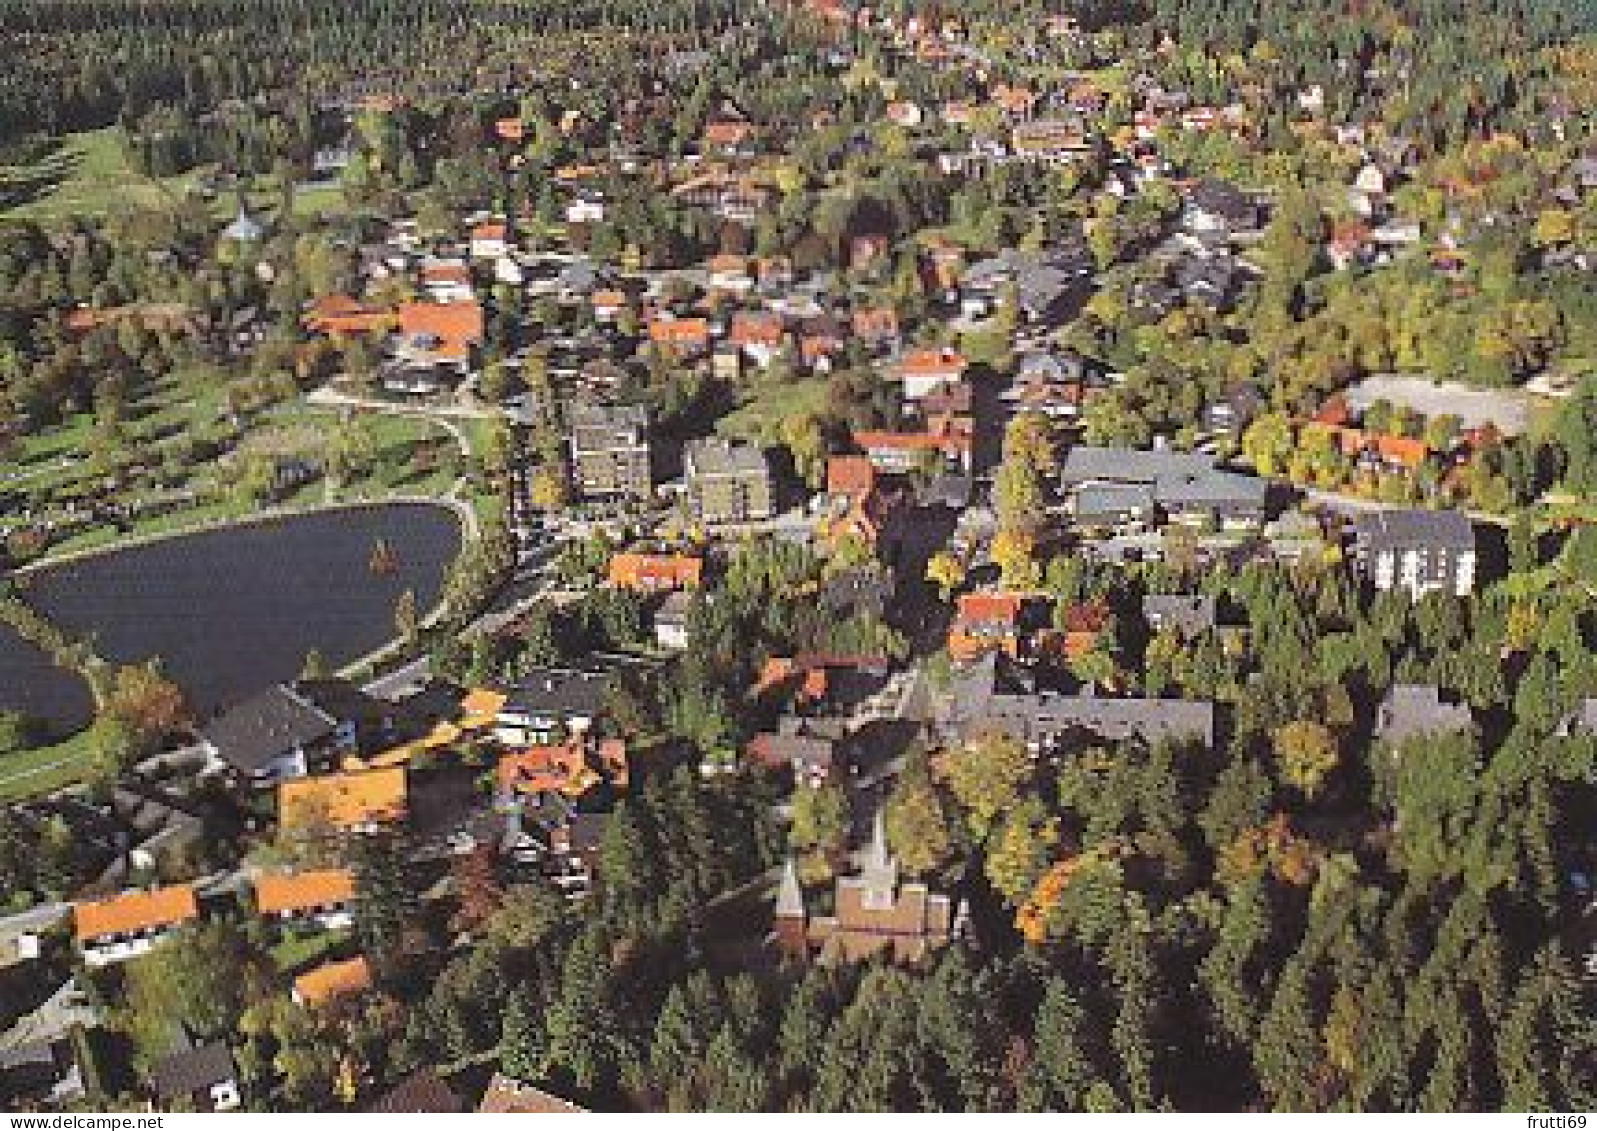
499,986,544,1083
1019,978,1100,1111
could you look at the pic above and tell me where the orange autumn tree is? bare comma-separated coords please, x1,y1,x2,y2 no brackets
1217,813,1320,888
1015,841,1127,944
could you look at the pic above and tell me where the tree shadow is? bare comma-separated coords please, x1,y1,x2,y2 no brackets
0,138,82,212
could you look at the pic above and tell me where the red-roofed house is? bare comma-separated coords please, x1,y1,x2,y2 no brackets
948,592,1028,662
305,296,392,337
853,417,973,474
852,307,901,352
396,301,484,366
606,551,704,593
702,120,755,153
647,317,711,358
729,312,787,366
469,223,510,260
896,348,968,399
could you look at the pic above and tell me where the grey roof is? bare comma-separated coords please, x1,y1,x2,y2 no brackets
685,436,769,478
1073,482,1155,520
819,565,895,614
1352,509,1474,552
945,654,1214,747
1187,178,1258,225
1157,469,1266,509
1060,445,1216,486
1376,684,1472,744
199,685,336,773
569,402,649,453
149,1042,236,1101
775,858,805,918
502,668,610,719
1062,446,1265,515
654,589,695,625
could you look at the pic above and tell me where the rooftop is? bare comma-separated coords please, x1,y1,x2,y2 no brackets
75,884,199,942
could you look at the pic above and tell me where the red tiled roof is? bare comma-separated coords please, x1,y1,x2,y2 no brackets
827,456,877,496
75,885,199,942
647,318,710,346
254,869,356,915
607,551,704,591
897,347,967,376
729,312,786,348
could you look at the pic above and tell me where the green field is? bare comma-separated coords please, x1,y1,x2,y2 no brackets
0,728,99,803
0,128,199,220
0,126,350,222
717,376,831,444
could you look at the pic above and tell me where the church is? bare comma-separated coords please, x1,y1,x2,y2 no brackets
773,811,966,965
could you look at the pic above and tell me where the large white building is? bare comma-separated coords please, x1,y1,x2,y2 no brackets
1352,509,1477,599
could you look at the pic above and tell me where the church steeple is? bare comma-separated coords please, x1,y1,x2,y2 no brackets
775,857,805,919
772,857,809,962
858,806,899,910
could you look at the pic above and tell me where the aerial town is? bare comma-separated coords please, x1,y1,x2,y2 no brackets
0,0,1594,1114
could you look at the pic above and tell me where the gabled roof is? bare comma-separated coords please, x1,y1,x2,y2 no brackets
897,347,967,376
294,955,372,1006
75,885,199,942
826,455,876,496
200,685,337,774
954,592,1026,626
253,868,356,915
1352,509,1474,551
647,317,710,345
396,301,484,358
502,668,611,719
367,1069,465,1113
477,1074,588,1114
148,1042,236,1100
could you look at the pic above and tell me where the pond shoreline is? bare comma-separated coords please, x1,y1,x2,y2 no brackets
1,499,468,734
11,493,476,579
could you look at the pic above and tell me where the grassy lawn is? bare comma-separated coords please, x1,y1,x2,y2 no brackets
0,128,352,223
269,928,352,975
717,376,830,445
0,128,199,221
0,728,99,803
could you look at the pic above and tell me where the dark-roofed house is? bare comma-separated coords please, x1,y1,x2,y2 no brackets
366,1068,464,1113
148,1042,241,1112
941,654,1215,750
1352,509,1477,598
747,719,841,788
1375,684,1473,745
495,668,612,745
198,684,338,786
1184,178,1260,233
1060,445,1267,532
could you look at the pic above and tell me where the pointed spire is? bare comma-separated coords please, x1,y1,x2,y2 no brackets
775,857,805,920
869,805,890,869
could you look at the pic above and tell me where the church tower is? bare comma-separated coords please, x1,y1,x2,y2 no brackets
773,857,809,961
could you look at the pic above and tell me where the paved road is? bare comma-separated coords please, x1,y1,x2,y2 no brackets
1300,487,1510,528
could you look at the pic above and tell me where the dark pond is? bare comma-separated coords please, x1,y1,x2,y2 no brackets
0,502,462,730
0,626,96,734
